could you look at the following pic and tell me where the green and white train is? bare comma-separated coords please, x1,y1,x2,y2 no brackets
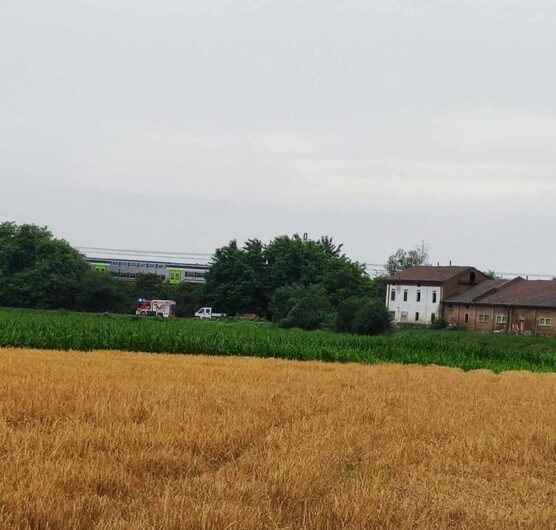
85,257,209,284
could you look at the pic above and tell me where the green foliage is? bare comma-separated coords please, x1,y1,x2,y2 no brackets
0,222,208,317
206,234,376,332
431,317,448,330
264,235,342,292
336,297,391,335
320,258,369,306
0,222,87,309
135,273,164,299
271,284,334,331
77,270,132,313
205,239,267,315
1,308,556,373
0,222,386,336
385,241,430,276
483,270,504,280
162,283,205,318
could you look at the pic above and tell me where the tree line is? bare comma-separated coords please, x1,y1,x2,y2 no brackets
0,222,203,317
1,221,433,335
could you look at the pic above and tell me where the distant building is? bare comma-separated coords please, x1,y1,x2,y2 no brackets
385,266,489,325
443,277,556,337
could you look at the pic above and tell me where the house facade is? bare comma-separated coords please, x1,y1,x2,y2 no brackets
443,277,556,337
385,266,488,325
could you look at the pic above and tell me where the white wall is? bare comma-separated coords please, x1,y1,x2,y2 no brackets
385,284,441,325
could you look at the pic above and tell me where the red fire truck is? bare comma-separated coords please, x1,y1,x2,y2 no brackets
136,299,176,318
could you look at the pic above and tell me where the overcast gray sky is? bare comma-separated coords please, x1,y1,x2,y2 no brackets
1,0,555,274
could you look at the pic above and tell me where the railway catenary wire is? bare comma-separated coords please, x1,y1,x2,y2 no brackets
76,247,556,281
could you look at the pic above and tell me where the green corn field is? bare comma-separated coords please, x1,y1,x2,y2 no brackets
1,308,556,372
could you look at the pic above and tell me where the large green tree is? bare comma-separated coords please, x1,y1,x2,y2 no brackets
204,239,267,315
0,222,87,309
205,234,380,329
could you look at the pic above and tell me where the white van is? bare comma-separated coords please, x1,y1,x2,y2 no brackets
194,307,226,319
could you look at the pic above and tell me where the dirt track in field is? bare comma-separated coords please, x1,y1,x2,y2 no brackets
0,348,555,529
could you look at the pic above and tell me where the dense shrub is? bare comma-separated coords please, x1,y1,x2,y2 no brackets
77,270,132,313
271,284,335,331
431,317,448,330
337,296,391,335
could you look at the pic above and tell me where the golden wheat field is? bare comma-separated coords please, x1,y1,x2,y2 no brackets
0,348,555,530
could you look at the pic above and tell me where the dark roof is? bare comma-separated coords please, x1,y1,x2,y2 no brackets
386,266,473,283
477,279,556,309
443,279,509,304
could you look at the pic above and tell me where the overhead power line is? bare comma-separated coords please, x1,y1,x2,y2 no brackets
76,246,213,261
76,247,555,279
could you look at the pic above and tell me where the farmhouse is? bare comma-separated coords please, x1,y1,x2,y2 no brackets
443,277,556,337
385,266,488,325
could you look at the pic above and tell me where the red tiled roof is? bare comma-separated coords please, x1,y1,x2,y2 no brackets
386,266,473,283
477,279,556,309
443,279,509,304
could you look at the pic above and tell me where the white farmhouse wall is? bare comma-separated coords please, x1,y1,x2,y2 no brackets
385,284,441,325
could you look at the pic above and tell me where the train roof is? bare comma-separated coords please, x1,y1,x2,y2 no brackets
85,256,209,270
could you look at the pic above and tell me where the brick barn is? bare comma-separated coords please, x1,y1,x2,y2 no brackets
443,277,556,337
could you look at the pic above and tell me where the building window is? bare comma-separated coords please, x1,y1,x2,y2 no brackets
403,290,408,302
389,311,395,320
496,315,508,324
391,290,396,302
431,313,436,323
478,314,490,323
539,318,552,327
464,313,469,324
401,311,408,322
432,291,437,304
416,290,421,302
415,312,420,322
